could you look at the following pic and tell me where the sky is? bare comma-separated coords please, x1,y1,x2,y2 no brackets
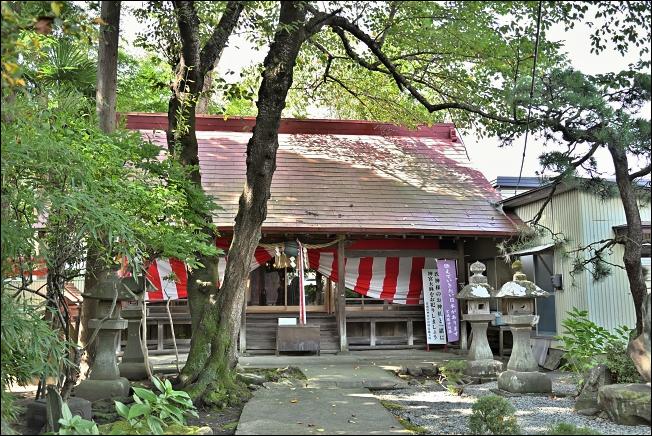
119,3,650,182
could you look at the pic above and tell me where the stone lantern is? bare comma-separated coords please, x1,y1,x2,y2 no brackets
118,300,149,380
456,261,503,380
496,260,551,393
74,271,143,401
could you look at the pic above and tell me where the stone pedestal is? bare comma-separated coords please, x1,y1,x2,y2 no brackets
75,312,130,401
119,306,148,380
464,316,503,379
497,315,551,393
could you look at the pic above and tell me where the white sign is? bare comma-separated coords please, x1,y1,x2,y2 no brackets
422,269,447,344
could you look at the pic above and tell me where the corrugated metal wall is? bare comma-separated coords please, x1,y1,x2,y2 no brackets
515,190,588,334
515,189,652,333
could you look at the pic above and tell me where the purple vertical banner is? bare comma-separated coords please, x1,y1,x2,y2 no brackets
436,259,459,342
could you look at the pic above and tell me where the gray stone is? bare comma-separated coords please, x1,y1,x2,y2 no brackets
25,396,92,433
628,293,651,382
236,387,400,435
119,307,149,381
119,362,148,381
576,407,601,416
597,383,651,425
467,322,494,361
238,373,268,386
574,364,614,412
406,366,423,377
74,377,131,402
465,359,503,379
421,366,438,377
497,369,552,393
196,426,213,435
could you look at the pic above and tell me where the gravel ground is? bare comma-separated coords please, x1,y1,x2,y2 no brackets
374,373,650,435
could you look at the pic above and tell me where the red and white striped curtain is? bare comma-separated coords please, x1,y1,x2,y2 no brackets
146,258,188,300
307,249,437,304
146,244,276,302
145,240,440,304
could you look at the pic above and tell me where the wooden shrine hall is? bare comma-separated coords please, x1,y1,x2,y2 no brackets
127,113,520,354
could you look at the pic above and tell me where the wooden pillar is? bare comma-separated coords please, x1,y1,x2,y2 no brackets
337,237,348,352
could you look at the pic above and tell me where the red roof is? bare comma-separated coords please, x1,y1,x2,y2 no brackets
128,114,517,236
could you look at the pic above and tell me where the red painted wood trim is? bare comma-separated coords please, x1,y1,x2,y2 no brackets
123,113,458,139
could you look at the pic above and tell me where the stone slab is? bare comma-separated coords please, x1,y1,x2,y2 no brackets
300,364,408,389
465,359,503,378
497,370,552,393
74,377,131,402
236,387,407,435
598,383,651,426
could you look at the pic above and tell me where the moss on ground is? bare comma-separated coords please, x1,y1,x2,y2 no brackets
398,417,428,435
380,400,404,411
99,420,209,434
241,366,306,382
221,421,238,431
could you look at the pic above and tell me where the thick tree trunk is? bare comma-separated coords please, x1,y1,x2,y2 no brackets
608,143,646,334
79,0,121,377
177,2,309,403
167,1,244,334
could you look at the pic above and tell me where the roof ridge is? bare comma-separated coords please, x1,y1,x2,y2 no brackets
125,113,458,139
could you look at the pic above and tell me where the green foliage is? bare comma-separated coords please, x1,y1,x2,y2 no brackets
1,91,219,278
117,52,173,113
439,360,467,385
114,376,198,435
468,395,520,435
0,291,73,422
555,308,635,384
546,422,601,435
24,37,97,96
604,339,641,384
55,403,99,435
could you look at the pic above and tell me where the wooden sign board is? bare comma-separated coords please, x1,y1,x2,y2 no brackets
422,269,447,344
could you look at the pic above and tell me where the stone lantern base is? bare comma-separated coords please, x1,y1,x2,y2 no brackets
466,359,504,380
74,377,131,402
498,369,552,393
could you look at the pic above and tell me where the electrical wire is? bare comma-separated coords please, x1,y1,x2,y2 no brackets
514,1,543,196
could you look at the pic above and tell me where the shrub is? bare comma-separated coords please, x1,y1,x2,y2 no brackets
55,403,99,435
555,308,635,385
439,360,467,385
546,422,601,435
604,341,641,384
114,376,198,435
468,395,519,435
1,291,73,423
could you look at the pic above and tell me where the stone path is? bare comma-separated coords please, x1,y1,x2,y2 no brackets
236,386,407,435
233,350,462,435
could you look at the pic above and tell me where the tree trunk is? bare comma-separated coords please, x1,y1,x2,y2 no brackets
195,58,219,114
177,2,309,404
79,0,121,377
96,1,121,133
167,0,244,334
608,143,646,334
